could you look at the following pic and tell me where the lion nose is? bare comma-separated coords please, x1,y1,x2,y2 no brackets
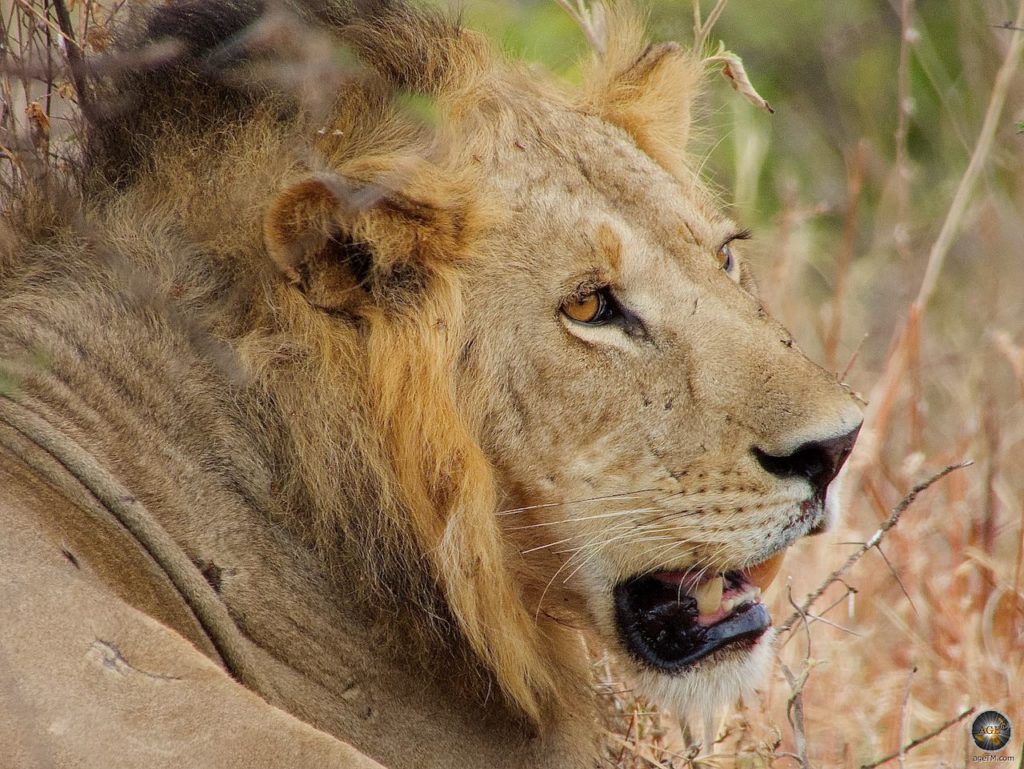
753,424,861,500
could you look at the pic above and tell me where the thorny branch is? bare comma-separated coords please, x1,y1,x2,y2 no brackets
779,663,810,769
858,707,975,769
778,461,971,634
780,589,815,769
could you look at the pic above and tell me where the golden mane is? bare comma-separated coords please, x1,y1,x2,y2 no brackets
4,0,706,725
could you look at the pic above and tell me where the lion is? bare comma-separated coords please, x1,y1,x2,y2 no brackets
0,1,861,767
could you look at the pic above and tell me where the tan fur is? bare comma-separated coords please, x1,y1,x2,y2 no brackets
580,7,704,181
0,2,861,766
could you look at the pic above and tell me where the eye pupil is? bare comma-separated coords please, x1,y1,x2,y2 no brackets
718,243,735,272
562,291,608,324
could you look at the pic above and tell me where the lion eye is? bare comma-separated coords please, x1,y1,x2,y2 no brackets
717,243,735,272
562,290,613,324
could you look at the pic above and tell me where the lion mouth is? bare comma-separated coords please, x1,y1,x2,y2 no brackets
613,552,786,673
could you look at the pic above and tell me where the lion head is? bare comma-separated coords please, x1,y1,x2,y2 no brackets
78,0,862,730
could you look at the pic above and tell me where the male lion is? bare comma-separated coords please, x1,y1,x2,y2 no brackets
0,1,861,767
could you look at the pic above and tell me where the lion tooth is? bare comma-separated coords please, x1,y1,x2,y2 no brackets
693,576,724,615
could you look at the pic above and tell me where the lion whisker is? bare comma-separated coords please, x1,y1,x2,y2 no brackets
533,530,617,621
507,507,663,531
495,488,661,516
520,536,579,555
559,531,645,585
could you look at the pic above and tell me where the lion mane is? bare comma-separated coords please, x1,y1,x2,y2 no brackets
2,0,706,727
2,3,861,766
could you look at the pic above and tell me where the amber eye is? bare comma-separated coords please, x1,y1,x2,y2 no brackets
562,290,611,324
717,242,735,272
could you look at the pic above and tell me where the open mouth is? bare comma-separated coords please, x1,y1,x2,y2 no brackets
613,552,786,673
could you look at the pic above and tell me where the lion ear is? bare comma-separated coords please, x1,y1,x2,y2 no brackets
264,173,469,312
583,22,703,179
263,175,377,312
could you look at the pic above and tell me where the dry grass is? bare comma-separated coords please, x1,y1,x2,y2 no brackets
597,1,1024,766
3,1,1022,767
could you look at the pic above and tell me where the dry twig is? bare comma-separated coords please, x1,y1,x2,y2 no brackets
779,462,971,634
858,707,974,769
552,0,607,56
779,663,811,769
50,0,91,115
892,0,916,257
848,1,1024,491
692,0,728,52
896,666,916,769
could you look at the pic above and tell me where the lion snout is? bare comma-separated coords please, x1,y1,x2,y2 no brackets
752,422,861,535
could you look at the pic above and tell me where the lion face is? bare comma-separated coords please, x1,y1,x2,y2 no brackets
457,104,861,712
260,17,861,722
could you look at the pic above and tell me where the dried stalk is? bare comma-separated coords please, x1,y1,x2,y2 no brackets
780,662,811,769
895,666,916,769
692,0,728,52
915,2,1023,309
892,0,916,258
779,462,970,634
848,1,1024,491
825,141,866,371
858,707,974,769
552,0,607,57
52,0,91,116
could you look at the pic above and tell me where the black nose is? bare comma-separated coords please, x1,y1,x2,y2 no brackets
753,425,860,499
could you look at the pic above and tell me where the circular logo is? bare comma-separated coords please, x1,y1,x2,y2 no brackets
972,710,1012,752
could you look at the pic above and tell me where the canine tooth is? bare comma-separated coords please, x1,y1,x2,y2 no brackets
746,552,786,592
693,576,724,614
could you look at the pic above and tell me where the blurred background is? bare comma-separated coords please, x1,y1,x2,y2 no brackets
3,0,1022,766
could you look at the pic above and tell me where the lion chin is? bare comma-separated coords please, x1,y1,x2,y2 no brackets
633,629,776,722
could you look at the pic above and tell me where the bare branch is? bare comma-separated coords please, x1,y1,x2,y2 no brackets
51,0,92,116
896,666,916,769
692,0,729,52
858,708,974,769
873,543,918,616
847,0,1024,492
552,0,607,57
779,462,971,634
779,663,810,769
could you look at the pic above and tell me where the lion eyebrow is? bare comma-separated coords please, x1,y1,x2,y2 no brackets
594,223,623,275
681,220,700,244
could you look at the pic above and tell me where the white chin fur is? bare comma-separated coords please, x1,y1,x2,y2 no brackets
630,628,775,721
